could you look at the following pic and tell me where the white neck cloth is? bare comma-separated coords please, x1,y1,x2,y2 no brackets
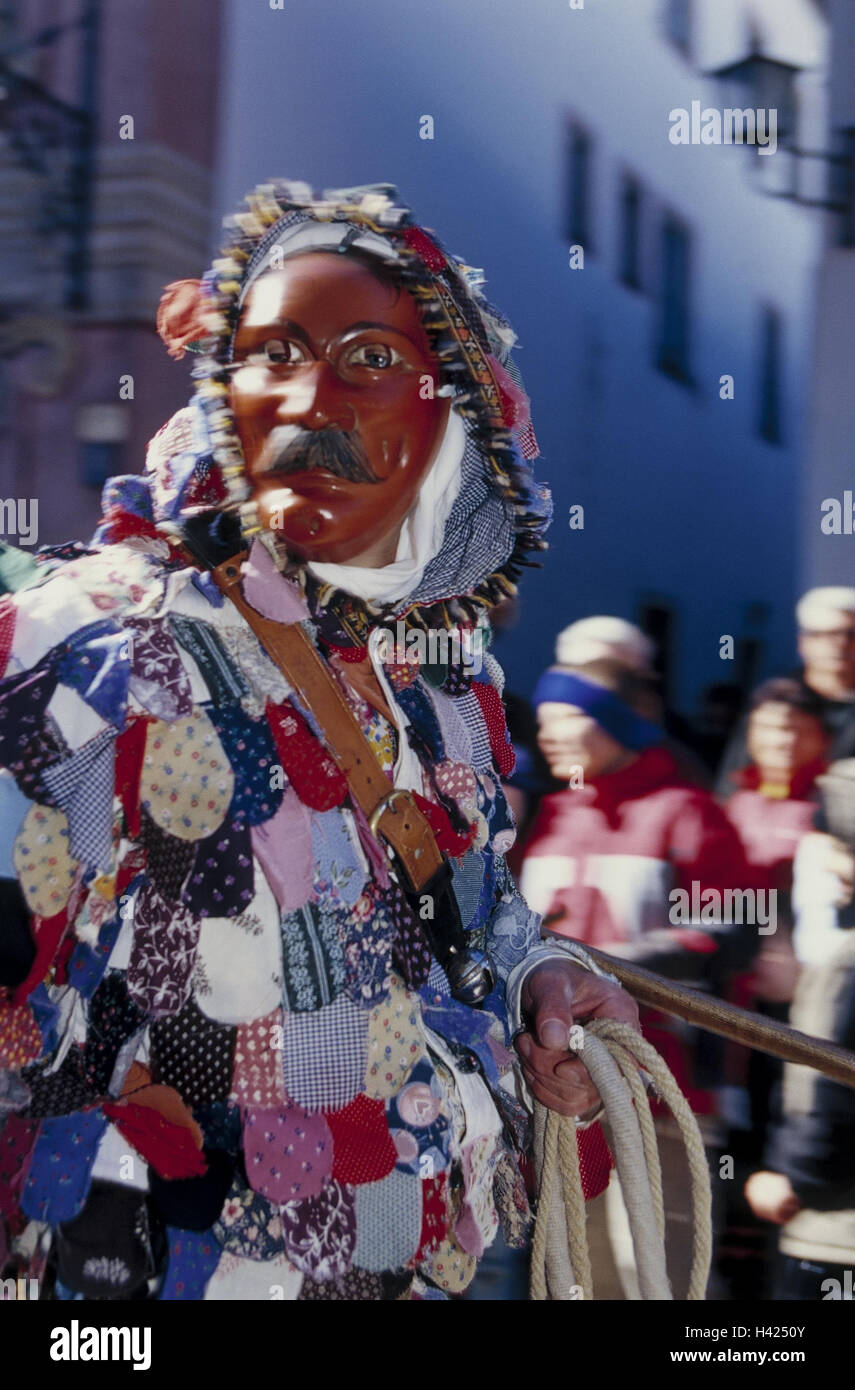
307,405,466,606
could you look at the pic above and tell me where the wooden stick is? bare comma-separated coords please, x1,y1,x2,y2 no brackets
581,945,855,1090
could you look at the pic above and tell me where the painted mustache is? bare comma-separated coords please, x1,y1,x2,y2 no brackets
261,427,378,484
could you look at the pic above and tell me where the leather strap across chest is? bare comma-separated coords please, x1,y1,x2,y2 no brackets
210,552,443,893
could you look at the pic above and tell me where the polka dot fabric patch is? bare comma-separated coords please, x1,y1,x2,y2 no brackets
160,1227,222,1300
181,820,255,918
150,999,236,1108
0,994,44,1069
364,975,425,1100
19,1107,108,1223
243,1103,333,1202
140,710,234,842
352,1169,422,1273
297,1268,385,1301
326,1094,398,1186
13,803,79,919
203,701,282,829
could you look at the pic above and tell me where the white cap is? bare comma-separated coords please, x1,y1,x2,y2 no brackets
796,587,855,632
555,616,655,672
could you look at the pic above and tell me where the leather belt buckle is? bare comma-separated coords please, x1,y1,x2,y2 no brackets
368,787,416,839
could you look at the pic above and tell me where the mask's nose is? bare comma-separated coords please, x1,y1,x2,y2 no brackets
273,360,356,432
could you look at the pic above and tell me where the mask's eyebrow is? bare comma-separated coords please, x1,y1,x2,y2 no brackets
232,318,312,351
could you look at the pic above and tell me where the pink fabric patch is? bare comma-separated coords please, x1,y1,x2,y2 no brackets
0,597,16,677
242,540,311,623
230,1010,287,1111
243,1103,334,1202
251,786,313,911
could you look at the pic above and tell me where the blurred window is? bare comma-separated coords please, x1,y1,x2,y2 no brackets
80,441,119,490
757,306,783,445
564,121,593,251
664,0,692,56
656,214,692,384
619,174,642,290
638,599,675,706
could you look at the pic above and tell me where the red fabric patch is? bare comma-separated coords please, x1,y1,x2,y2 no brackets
99,509,162,546
416,1173,449,1258
328,644,367,664
13,907,68,1005
401,226,447,273
0,1113,40,1219
53,933,77,987
103,1100,207,1180
577,1121,614,1202
266,699,348,811
411,792,476,857
0,992,43,1069
0,596,16,677
384,657,420,693
326,1094,398,1186
669,929,717,954
471,681,515,778
115,716,150,840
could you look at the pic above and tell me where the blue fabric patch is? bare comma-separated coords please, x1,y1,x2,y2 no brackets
28,983,60,1053
191,571,225,608
160,1227,222,1301
20,1108,108,1223
311,809,366,908
451,852,485,929
181,821,255,918
385,1058,451,1177
0,772,32,876
98,475,154,523
54,620,130,730
280,900,347,1013
67,882,137,998
342,889,395,1010
394,682,446,763
203,702,282,829
485,894,540,984
0,663,64,803
194,1100,243,1153
419,995,502,1088
169,618,248,705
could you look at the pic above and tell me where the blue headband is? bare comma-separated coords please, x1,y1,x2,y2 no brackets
532,670,663,752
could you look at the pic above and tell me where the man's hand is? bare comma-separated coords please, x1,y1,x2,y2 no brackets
514,958,640,1118
744,1170,801,1225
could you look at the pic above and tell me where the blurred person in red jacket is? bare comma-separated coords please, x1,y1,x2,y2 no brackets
518,656,757,1296
725,677,830,1014
520,659,755,988
716,679,830,1296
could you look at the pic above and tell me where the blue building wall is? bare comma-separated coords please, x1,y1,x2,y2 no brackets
215,0,824,714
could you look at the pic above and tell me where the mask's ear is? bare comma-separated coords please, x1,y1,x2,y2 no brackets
156,279,208,360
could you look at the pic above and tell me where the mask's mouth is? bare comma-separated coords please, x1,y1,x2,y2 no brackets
253,424,378,485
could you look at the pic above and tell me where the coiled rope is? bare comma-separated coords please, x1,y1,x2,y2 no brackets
530,1019,712,1301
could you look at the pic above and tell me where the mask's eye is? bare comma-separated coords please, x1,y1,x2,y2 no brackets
245,339,310,367
342,342,403,371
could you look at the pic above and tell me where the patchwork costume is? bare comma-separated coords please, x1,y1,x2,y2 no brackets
0,182,611,1301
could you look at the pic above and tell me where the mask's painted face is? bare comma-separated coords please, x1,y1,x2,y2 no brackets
229,251,450,565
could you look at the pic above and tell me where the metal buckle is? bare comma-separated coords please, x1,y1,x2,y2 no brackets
368,787,417,840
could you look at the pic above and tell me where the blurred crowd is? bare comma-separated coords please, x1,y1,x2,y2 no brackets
501,588,855,1301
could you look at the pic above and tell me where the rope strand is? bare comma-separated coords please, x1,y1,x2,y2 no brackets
530,1018,712,1301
